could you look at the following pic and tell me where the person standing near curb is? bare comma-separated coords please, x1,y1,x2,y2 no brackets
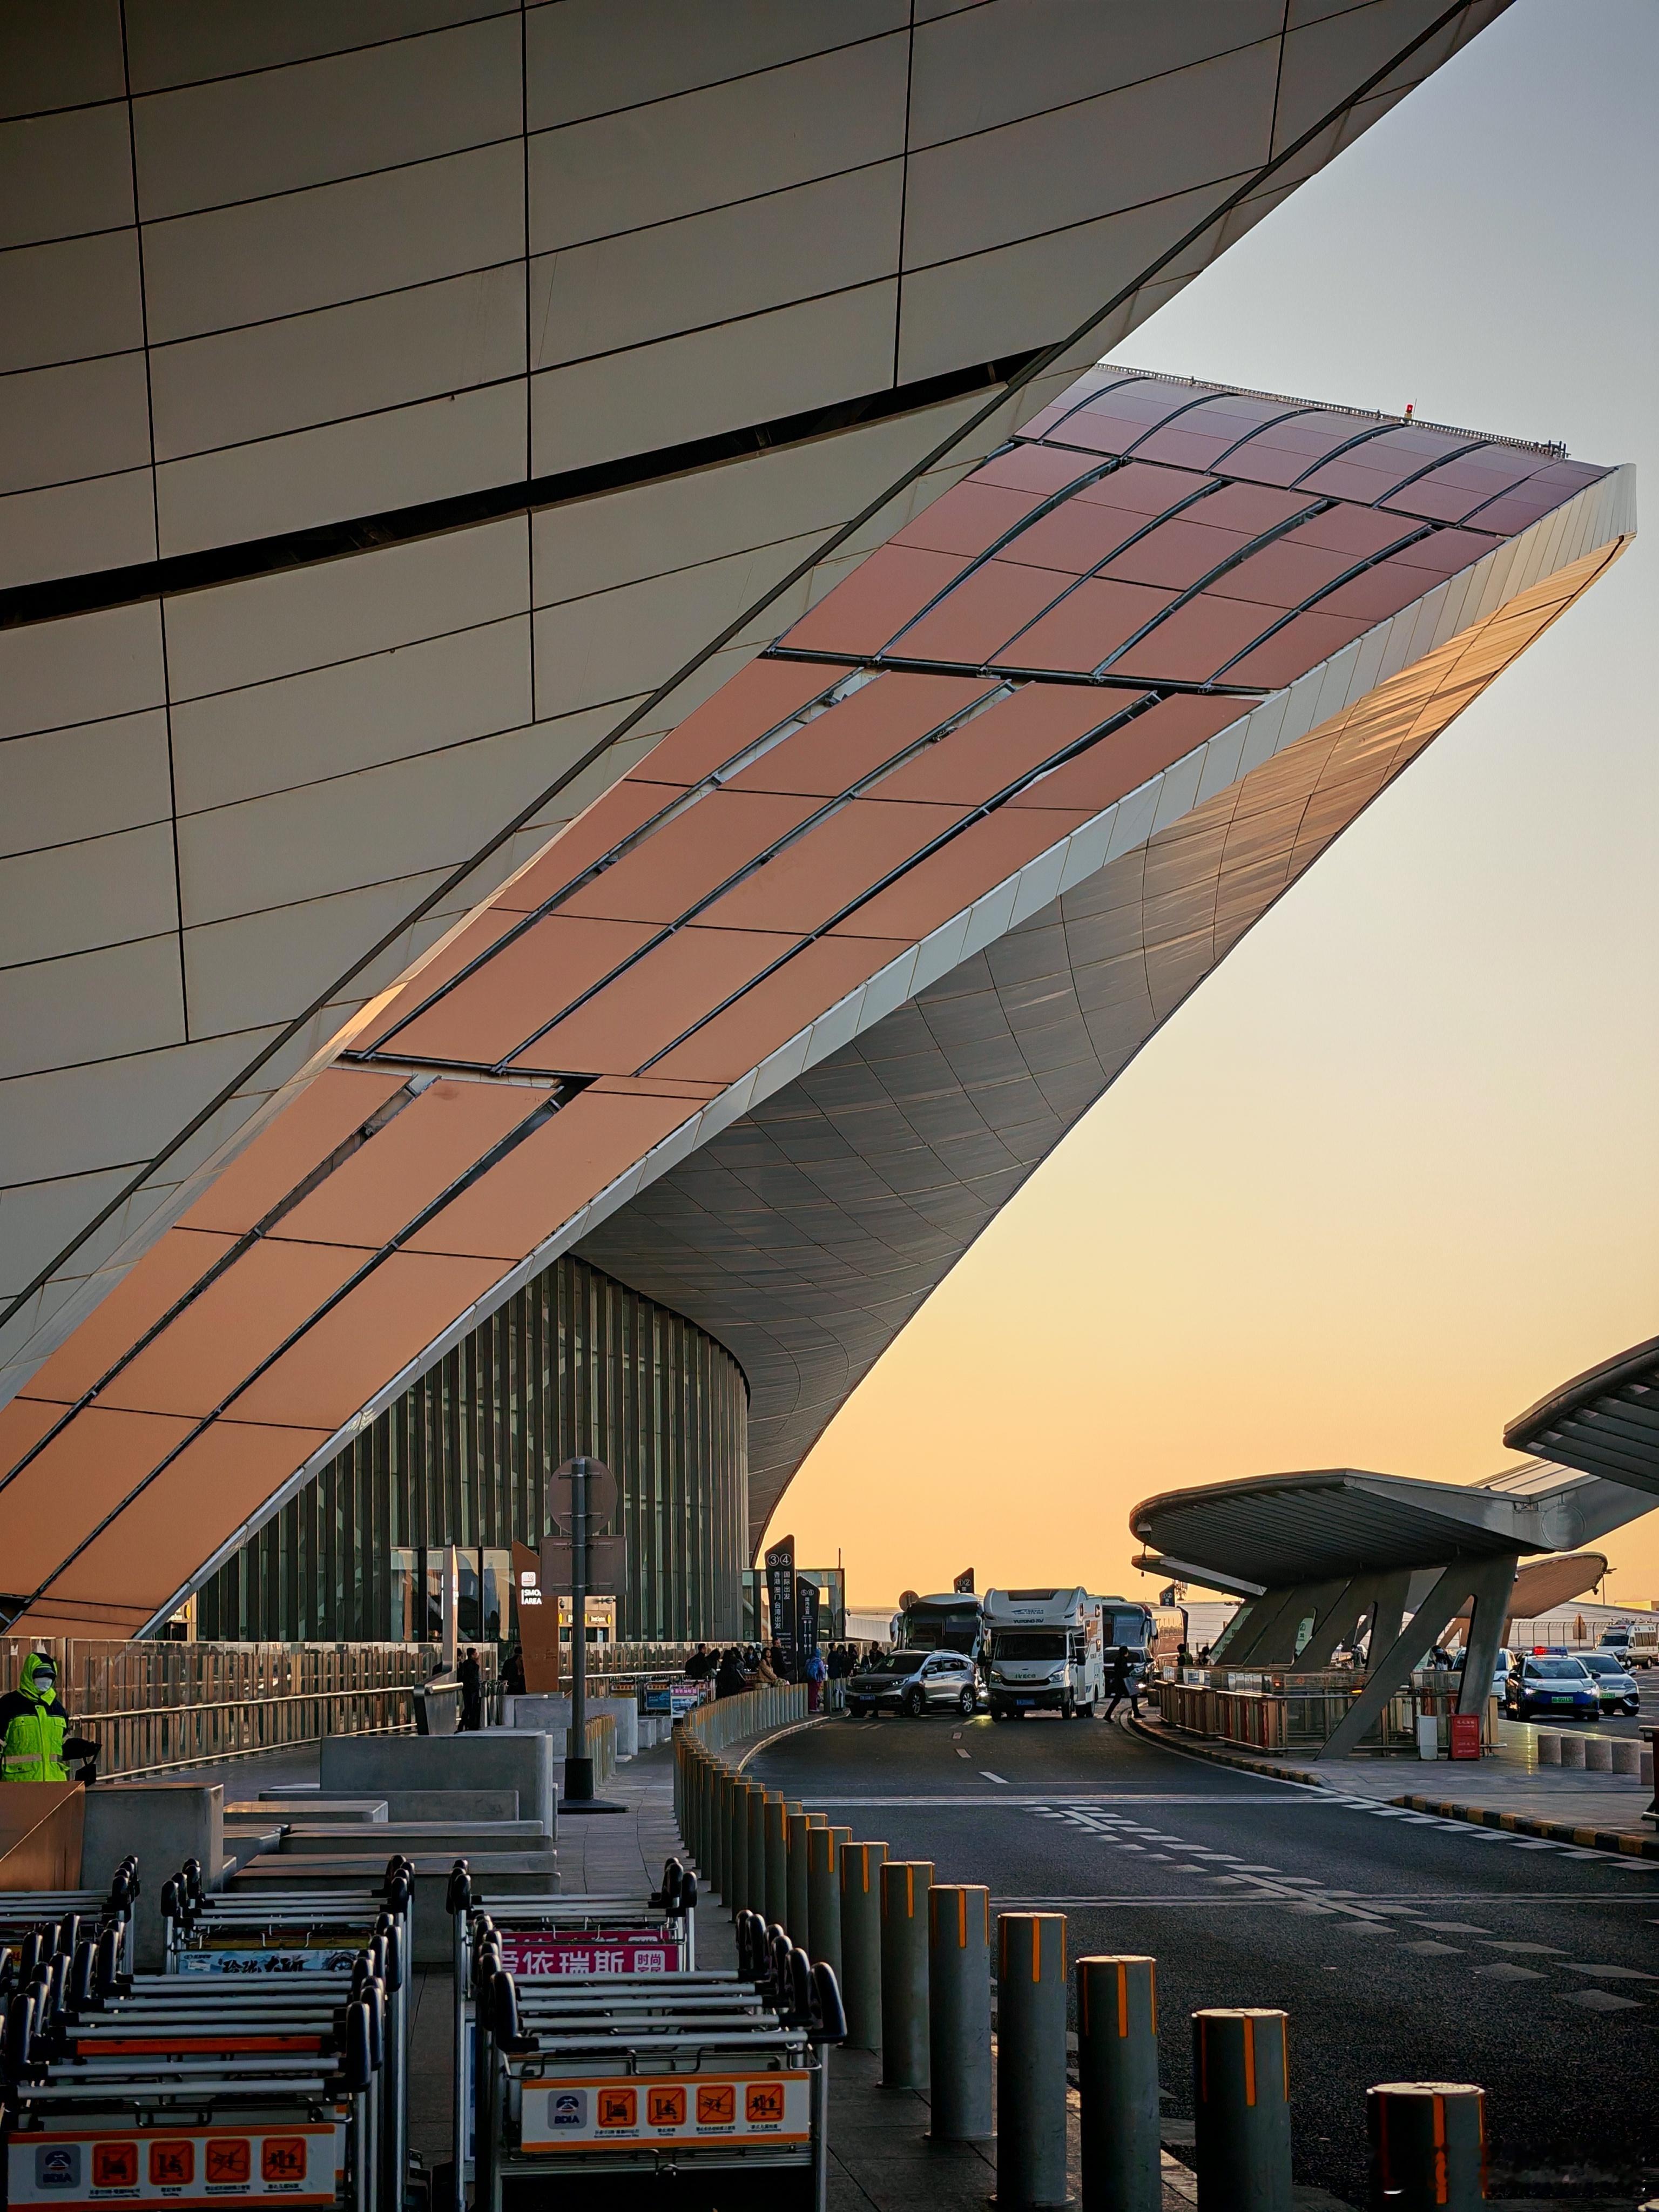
0,1653,98,1782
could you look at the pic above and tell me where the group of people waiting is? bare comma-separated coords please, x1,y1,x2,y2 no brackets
683,1640,878,1710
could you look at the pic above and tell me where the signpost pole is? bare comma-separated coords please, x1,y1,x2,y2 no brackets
565,1456,592,1802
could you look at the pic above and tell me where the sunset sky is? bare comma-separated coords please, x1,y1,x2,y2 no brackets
767,1,1659,1608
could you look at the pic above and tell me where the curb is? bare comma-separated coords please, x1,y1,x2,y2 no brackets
1128,1714,1327,1790
732,1711,826,1772
1390,1793,1659,1858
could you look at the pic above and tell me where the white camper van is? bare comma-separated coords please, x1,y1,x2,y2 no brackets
982,1587,1104,1719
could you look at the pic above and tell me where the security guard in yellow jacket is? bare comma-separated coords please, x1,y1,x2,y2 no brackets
0,1652,98,1783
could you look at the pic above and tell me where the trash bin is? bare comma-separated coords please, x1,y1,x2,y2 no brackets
1415,1714,1440,1761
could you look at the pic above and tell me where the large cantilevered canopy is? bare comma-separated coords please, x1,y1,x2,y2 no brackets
1131,1468,1560,1589
1502,1336,1659,1495
1130,1461,1654,1592
0,365,1631,1635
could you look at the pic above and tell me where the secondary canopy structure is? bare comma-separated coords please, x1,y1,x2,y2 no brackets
1131,1457,1654,1759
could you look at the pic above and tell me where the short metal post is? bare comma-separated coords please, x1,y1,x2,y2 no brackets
1077,1955,1161,2212
840,1840,887,2049
787,1808,823,1944
880,1859,932,2089
729,1779,754,1916
996,1913,1069,2207
807,1824,846,1977
747,1785,768,1920
928,1884,992,2142
765,1796,793,1927
1192,2008,1291,2212
1367,2082,1486,2211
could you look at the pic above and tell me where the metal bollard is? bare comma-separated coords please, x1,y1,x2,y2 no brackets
1367,2081,1486,2210
928,1884,992,2142
880,1859,933,2089
788,1809,825,1945
1077,1955,1161,2212
747,1786,769,1919
1192,2008,1291,2212
996,1913,1069,2208
807,1824,846,1979
731,1779,757,1914
840,1839,887,2049
765,1796,794,1927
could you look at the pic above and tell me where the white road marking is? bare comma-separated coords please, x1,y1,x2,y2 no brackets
980,1771,1009,1785
956,1749,971,1759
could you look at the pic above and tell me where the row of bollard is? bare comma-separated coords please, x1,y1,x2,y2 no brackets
676,1732,1487,2209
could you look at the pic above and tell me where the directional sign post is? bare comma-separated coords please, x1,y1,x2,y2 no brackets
546,1456,624,1815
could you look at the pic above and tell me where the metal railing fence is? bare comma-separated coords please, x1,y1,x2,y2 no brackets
0,1638,422,1781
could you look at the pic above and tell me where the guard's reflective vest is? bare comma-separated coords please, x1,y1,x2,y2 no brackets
0,1653,74,1782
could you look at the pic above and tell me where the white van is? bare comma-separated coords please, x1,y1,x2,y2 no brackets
982,1587,1104,1719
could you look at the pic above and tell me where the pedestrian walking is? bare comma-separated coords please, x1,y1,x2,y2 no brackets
1102,1644,1142,1722
806,1643,828,1712
501,1643,527,1696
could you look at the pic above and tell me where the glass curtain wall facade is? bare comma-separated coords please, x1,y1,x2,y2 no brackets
195,1255,747,1645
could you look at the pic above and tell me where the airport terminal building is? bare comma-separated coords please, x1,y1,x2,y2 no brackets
0,2,1631,1647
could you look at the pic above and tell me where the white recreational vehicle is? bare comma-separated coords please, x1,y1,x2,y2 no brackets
982,1587,1105,1719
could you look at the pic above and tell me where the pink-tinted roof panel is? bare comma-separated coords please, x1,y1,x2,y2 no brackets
97,1237,369,1418
780,544,971,656
1095,516,1256,592
1006,692,1244,814
973,443,1103,501
508,925,802,1076
1070,461,1208,517
830,804,1096,942
891,558,1070,663
1217,610,1374,687
698,797,972,936
1312,556,1442,625
0,1404,200,1594
407,1089,696,1260
380,915,657,1065
495,775,679,915
652,932,913,1085
44,1419,336,1614
874,683,1147,806
999,494,1179,578
1015,369,1147,441
891,479,1053,558
557,789,823,925
1382,451,1547,524
1207,537,1365,610
1282,505,1426,560
995,576,1177,673
724,672,994,798
1107,592,1273,683
176,1069,409,1231
621,656,842,789
230,1251,508,1430
22,1228,239,1403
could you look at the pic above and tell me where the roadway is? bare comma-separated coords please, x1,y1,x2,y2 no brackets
751,1708,1659,2208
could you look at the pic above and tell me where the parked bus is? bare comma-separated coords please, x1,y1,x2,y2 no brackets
895,1591,984,1661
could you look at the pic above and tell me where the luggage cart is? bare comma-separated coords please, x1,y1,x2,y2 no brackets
446,1858,697,2195
153,1860,412,2212
0,1861,139,1984
3,2021,383,2212
470,1911,844,2211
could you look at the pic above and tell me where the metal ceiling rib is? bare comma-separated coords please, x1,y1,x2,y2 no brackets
1502,1338,1659,1496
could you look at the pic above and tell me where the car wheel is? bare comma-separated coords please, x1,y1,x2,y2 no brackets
849,1702,867,1718
958,1687,975,1717
991,1706,1008,1723
902,1687,925,1718
1061,1692,1075,1720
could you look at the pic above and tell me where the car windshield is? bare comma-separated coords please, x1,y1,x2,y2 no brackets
1525,1657,1590,1680
994,1633,1065,1660
864,1653,923,1675
1580,1654,1624,1676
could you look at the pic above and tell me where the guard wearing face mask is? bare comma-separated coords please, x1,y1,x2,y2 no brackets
0,1652,98,1783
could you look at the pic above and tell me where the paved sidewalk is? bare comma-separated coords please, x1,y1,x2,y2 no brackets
1132,1714,1658,1856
